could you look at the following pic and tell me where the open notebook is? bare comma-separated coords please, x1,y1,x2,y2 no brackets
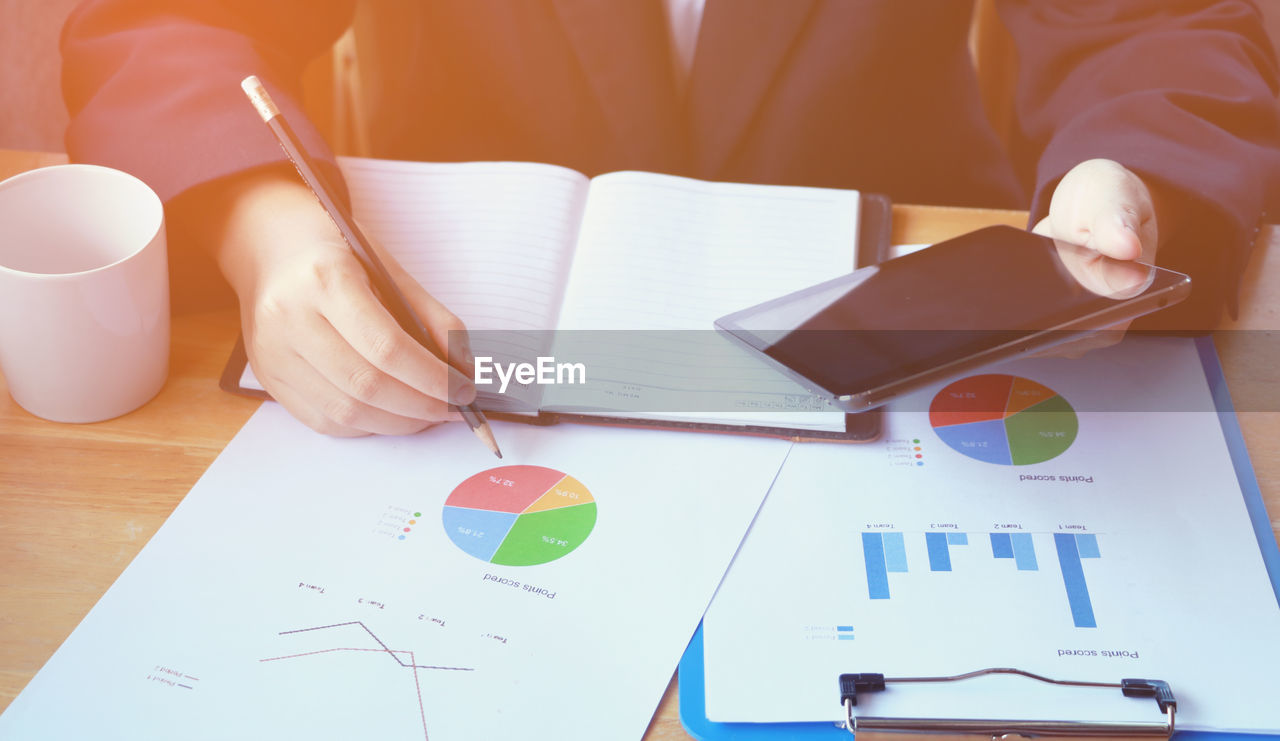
221,157,891,440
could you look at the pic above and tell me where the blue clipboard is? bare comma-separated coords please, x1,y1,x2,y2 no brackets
678,336,1280,741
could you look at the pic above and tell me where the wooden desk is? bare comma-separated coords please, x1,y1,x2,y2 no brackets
1,150,1276,739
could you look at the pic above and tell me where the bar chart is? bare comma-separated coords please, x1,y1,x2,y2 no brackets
861,532,906,599
1054,533,1101,628
861,530,1102,628
990,532,1039,570
924,531,968,571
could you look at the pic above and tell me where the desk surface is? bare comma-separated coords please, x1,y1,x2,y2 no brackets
1,150,1277,740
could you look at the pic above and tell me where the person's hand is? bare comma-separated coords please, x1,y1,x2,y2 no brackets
1030,158,1160,357
207,169,476,436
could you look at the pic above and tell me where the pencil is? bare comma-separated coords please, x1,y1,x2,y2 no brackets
240,75,501,458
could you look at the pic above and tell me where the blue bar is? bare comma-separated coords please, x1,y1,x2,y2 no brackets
990,532,1014,558
836,626,854,632
1076,533,1100,558
1011,533,1039,571
863,533,890,599
946,532,968,545
1054,533,1097,628
883,532,908,573
925,532,952,571
837,635,856,641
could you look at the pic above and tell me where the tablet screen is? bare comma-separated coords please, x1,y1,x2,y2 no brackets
716,226,1189,401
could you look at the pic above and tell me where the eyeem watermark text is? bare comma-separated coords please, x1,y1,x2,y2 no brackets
474,357,587,394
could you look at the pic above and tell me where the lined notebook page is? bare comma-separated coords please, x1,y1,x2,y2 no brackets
544,171,860,428
339,157,588,331
338,157,589,412
557,171,859,328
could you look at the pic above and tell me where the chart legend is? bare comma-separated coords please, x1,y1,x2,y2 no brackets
885,437,926,467
442,465,597,566
373,505,421,542
803,625,856,641
929,374,1078,465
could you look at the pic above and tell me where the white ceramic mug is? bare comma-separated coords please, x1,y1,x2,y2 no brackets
0,164,169,423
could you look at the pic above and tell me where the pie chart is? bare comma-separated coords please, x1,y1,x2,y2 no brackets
442,465,596,566
929,374,1077,465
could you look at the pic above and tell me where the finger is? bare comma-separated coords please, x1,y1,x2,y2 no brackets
1048,159,1157,261
246,342,368,437
1086,193,1157,263
318,268,478,406
267,380,371,437
1088,208,1145,262
1088,253,1154,298
1036,214,1152,298
244,305,452,436
412,286,475,376
257,348,444,436
296,310,462,423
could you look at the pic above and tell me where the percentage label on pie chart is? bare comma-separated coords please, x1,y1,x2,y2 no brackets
442,465,596,566
930,374,1078,465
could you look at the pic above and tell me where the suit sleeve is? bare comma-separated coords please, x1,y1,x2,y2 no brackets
996,0,1280,328
61,0,355,203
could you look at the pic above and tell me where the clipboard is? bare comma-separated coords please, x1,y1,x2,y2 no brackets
677,335,1280,740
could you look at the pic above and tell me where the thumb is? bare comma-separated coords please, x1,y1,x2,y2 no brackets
1047,159,1157,262
1090,208,1145,262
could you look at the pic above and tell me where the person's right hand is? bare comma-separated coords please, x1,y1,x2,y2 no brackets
206,168,476,436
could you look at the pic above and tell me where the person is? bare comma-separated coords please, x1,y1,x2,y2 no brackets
60,0,1280,436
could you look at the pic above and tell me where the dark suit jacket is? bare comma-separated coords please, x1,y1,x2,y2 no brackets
61,0,1280,327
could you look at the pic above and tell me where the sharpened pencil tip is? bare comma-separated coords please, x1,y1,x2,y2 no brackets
473,421,502,459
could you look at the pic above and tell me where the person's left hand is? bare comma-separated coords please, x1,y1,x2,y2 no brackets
1030,158,1160,357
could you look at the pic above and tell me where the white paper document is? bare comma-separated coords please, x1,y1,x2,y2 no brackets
703,337,1280,733
0,407,791,740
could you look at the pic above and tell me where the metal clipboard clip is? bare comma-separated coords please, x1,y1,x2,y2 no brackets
839,668,1177,739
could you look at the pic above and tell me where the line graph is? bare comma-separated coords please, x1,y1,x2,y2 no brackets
260,621,474,740
267,621,475,670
